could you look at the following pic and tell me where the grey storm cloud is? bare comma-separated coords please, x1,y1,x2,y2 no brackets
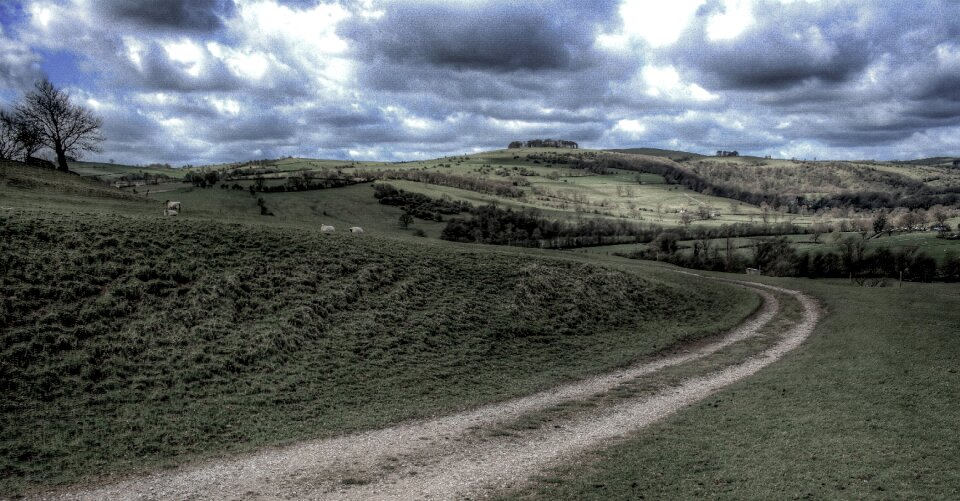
301,104,386,128
343,0,619,72
203,114,297,142
100,108,162,143
131,42,241,92
673,2,872,90
0,29,44,94
9,0,960,164
96,0,236,31
652,1,960,152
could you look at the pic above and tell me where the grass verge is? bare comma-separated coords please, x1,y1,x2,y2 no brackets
503,276,960,499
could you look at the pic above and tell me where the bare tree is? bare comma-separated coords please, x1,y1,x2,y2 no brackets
399,212,413,228
697,204,711,220
897,210,922,231
15,79,103,172
873,212,889,236
0,110,18,160
810,222,827,244
933,210,950,234
0,109,42,161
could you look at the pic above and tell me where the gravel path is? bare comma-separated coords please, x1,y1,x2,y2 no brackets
35,280,819,501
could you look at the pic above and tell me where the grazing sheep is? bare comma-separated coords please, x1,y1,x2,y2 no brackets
166,200,182,211
163,209,178,216
349,226,364,234
321,224,335,233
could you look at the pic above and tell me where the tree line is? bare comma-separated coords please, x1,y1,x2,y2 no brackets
439,201,807,249
620,234,959,282
360,168,527,198
382,186,960,282
373,183,472,221
0,79,103,172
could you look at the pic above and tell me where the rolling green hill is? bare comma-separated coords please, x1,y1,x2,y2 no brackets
0,165,758,494
68,160,186,181
3,155,959,498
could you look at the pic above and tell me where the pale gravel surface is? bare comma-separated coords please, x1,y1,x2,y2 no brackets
33,279,819,501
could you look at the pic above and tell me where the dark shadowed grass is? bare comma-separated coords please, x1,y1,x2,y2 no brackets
504,275,960,500
0,210,757,495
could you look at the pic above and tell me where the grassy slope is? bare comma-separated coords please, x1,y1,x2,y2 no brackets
0,168,759,494
0,162,154,216
7,157,959,497
106,148,778,228
606,147,706,161
137,180,451,239
507,270,960,500
369,149,774,227
67,161,187,181
681,156,960,199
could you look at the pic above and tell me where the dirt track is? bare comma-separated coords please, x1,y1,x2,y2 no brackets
37,280,820,501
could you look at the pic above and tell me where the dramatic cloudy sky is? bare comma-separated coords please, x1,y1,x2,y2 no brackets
2,0,960,164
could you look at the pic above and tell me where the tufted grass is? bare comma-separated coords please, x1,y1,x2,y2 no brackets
0,209,757,495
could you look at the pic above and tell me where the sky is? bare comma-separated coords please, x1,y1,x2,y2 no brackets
1,0,959,165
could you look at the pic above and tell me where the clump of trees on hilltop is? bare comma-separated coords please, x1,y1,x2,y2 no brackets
508,139,579,149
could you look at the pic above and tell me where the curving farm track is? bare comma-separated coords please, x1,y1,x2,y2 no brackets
37,279,821,501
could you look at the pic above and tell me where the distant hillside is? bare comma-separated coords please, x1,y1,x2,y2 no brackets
580,152,960,211
606,147,705,161
68,160,186,183
890,157,960,167
1,160,145,202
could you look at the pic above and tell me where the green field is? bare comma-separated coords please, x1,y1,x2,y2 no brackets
0,165,759,494
3,155,960,498
506,271,960,500
98,148,801,228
